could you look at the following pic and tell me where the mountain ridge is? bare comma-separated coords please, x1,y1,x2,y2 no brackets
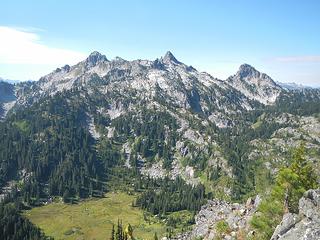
0,51,283,121
276,81,314,90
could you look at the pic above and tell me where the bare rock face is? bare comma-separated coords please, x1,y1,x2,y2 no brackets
271,189,320,240
226,64,282,105
3,51,288,130
171,195,260,240
0,81,17,119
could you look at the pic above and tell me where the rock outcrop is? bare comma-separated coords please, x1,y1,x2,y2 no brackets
271,189,320,240
171,195,261,240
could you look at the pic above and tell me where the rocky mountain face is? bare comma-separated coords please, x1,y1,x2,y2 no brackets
226,64,282,104
0,81,16,119
3,51,279,124
271,189,320,240
249,113,320,180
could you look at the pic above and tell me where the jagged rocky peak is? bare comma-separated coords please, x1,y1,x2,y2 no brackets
226,63,282,105
113,56,126,62
162,51,181,64
236,63,279,87
85,51,108,67
12,51,285,115
62,64,71,72
55,64,71,73
237,63,260,78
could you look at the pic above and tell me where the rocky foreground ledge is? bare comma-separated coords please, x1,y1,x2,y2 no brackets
271,189,320,240
166,195,261,240
165,189,320,240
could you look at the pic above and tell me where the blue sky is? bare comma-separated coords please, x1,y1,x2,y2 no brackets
1,0,320,86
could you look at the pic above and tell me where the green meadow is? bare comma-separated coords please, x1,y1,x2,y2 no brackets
23,192,168,240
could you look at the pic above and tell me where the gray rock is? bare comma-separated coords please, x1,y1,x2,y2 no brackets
254,195,262,209
271,189,320,240
271,213,301,240
173,197,260,240
299,189,320,222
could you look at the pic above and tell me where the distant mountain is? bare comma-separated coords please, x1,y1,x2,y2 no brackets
3,51,254,127
2,51,320,128
2,51,320,125
226,64,282,104
0,77,21,84
276,81,313,90
3,52,285,125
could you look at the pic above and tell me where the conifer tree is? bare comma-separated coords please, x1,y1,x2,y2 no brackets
154,232,158,240
110,224,115,240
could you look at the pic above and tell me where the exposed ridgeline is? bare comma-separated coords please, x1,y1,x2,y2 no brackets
2,51,281,124
2,51,320,123
2,51,319,127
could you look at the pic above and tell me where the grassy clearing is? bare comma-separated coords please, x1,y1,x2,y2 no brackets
198,171,232,201
24,192,168,240
13,120,29,132
251,113,266,129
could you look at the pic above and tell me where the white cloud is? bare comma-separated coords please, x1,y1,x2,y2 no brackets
0,26,86,65
275,55,320,63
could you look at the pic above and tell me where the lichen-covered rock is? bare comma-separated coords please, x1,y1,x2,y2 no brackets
271,189,320,240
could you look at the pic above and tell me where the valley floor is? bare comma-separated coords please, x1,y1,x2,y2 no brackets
23,192,169,240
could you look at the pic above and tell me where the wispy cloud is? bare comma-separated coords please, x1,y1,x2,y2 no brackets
275,55,320,63
0,26,86,65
